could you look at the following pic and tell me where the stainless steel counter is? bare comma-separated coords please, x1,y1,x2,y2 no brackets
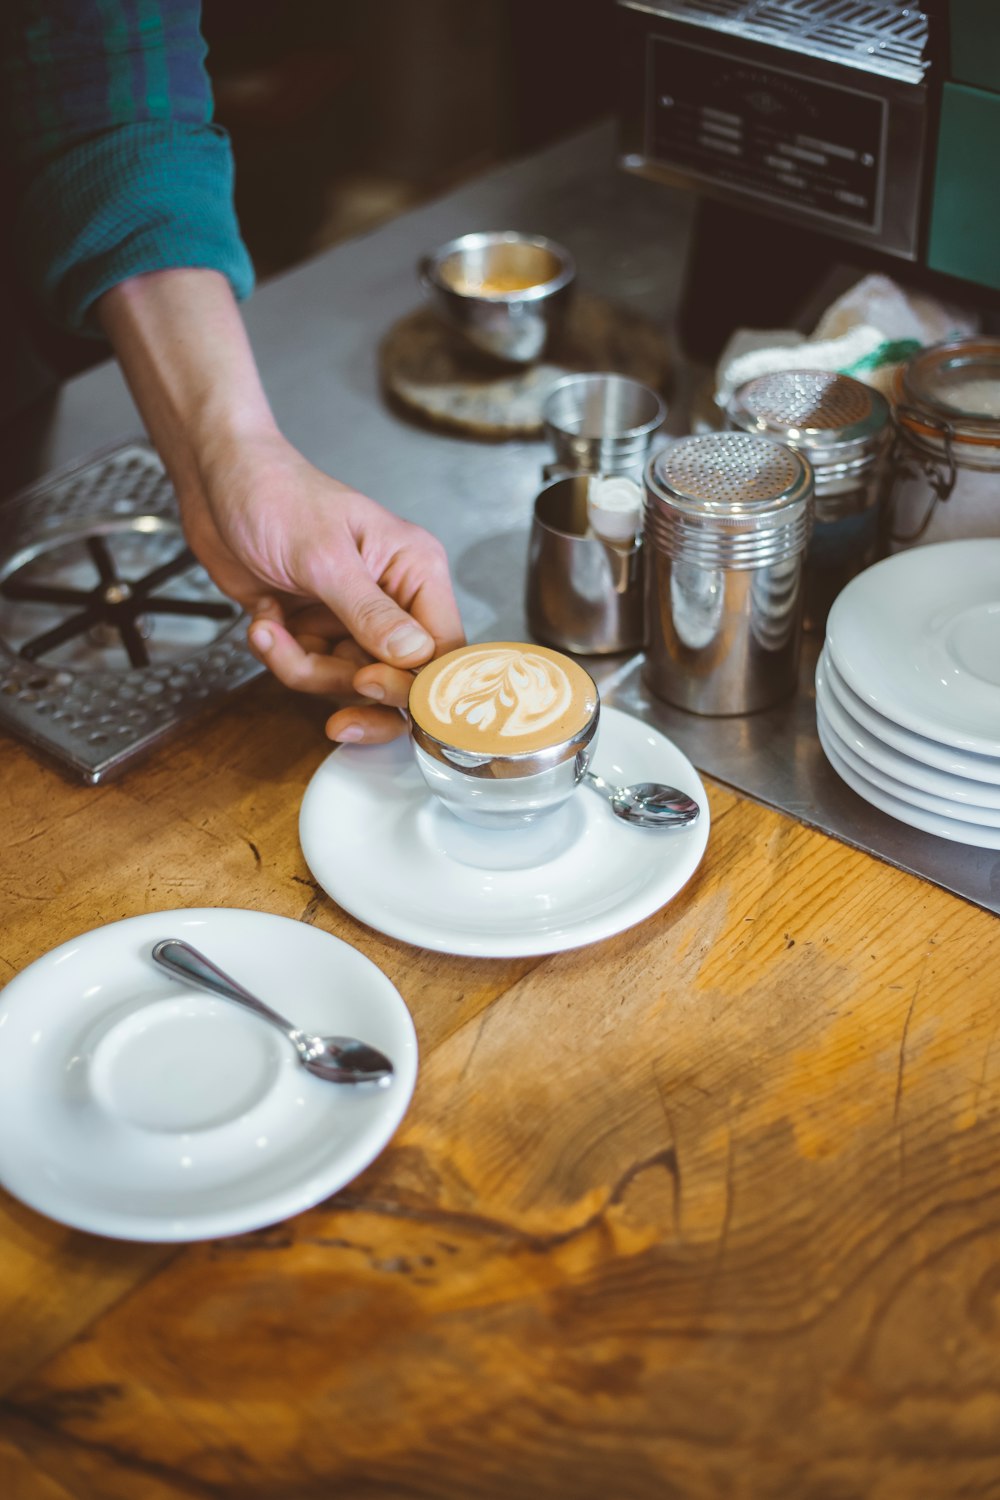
4,123,998,915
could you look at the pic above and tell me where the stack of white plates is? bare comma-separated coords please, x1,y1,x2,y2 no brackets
818,539,1000,850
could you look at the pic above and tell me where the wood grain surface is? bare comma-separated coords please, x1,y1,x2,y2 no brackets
2,676,999,1500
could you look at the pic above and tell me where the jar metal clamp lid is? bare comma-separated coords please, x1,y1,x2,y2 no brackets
890,337,1000,545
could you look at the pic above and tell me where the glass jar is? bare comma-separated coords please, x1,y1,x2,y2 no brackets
887,337,1000,552
728,369,891,631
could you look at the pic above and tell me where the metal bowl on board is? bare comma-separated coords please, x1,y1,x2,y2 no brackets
418,231,575,364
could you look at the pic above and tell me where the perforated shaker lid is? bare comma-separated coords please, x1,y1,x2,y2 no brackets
728,369,889,466
646,432,814,534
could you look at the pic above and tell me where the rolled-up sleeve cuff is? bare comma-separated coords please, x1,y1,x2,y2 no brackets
15,120,255,336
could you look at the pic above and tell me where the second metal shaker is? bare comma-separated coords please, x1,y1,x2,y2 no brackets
728,369,890,631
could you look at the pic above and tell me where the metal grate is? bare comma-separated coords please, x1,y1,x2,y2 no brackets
0,442,265,783
654,432,805,504
736,370,875,430
629,0,930,81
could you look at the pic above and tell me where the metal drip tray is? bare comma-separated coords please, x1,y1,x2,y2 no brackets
0,442,265,783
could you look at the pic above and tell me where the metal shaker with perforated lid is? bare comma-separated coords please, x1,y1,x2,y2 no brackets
643,432,814,715
728,369,890,631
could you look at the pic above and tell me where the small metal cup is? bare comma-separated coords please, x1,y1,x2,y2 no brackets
418,231,575,364
542,373,665,482
526,475,645,655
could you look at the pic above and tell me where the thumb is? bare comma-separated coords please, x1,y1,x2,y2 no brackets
333,556,435,666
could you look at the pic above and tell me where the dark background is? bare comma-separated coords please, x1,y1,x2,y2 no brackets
203,0,617,280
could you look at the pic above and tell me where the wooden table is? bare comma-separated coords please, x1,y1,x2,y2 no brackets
3,665,1000,1500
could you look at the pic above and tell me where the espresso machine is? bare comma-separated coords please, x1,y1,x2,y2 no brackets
616,0,1000,351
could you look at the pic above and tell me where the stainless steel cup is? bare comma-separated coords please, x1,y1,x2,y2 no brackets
542,373,665,483
418,231,575,364
526,475,644,655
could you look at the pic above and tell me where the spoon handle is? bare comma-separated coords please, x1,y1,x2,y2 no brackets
151,939,295,1039
582,770,613,795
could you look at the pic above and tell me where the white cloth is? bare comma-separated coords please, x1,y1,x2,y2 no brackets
714,273,979,409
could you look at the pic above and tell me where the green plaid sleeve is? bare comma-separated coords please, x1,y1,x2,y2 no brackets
1,0,254,335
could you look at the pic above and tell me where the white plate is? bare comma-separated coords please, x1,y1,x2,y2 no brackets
299,705,710,957
820,647,1000,788
816,652,1000,815
817,716,1000,850
825,539,1000,755
0,909,418,1242
818,699,1000,833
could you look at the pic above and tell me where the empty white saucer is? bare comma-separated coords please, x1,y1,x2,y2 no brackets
821,647,1000,787
817,716,1000,850
299,705,710,957
826,539,1000,755
816,651,1000,814
0,909,418,1242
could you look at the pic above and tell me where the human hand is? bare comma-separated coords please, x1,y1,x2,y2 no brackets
181,430,464,743
96,271,462,741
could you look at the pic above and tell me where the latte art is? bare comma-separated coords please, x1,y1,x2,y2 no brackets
428,648,572,740
409,641,598,758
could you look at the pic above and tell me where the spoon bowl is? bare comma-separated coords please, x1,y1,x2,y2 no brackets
583,770,700,829
151,939,394,1086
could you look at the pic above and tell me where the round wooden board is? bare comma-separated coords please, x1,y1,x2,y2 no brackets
379,292,672,439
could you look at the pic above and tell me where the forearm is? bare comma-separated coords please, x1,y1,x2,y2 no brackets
98,265,461,739
97,267,279,501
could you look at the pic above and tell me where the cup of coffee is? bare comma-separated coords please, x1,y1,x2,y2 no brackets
408,641,599,829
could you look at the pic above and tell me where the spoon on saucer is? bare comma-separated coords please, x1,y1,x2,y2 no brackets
151,939,394,1086
582,771,700,829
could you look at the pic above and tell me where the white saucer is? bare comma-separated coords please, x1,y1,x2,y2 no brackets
0,909,418,1242
818,700,1000,833
820,647,1000,788
817,716,1000,850
825,540,1000,755
816,653,1000,815
299,706,710,957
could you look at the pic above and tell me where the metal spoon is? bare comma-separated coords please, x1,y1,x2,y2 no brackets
582,770,700,829
151,939,394,1086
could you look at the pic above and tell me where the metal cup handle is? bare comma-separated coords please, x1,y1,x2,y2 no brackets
887,404,958,545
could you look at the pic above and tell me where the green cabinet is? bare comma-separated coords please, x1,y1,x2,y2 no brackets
949,0,1000,93
927,81,1000,291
